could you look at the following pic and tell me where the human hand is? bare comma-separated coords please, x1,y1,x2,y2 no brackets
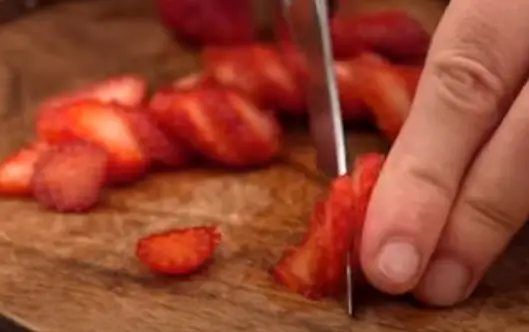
359,0,529,306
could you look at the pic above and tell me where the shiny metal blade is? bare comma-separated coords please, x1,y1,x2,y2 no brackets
282,0,347,177
282,0,356,317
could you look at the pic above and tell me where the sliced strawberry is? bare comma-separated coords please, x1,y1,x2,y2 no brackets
46,100,148,184
156,0,255,46
31,141,109,212
331,11,430,62
0,142,50,196
202,44,305,114
36,75,147,111
279,43,370,121
348,53,419,140
81,75,147,107
273,153,385,298
136,226,222,275
394,64,423,96
149,86,282,167
36,105,76,144
276,11,429,63
35,75,148,143
273,176,356,298
123,110,195,168
349,153,386,275
280,42,310,84
172,72,218,91
333,61,369,122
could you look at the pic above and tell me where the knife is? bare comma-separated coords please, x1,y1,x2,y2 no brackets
0,0,61,24
281,0,357,317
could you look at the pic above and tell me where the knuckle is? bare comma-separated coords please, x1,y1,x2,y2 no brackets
410,164,455,202
462,195,522,236
430,52,506,123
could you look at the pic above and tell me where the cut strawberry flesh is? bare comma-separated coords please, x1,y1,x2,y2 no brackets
0,142,50,196
273,153,385,298
32,141,109,212
47,100,148,183
136,226,222,275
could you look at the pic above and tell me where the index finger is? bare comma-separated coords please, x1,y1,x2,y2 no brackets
360,0,529,293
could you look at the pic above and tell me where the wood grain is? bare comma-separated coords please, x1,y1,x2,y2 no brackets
2,0,529,332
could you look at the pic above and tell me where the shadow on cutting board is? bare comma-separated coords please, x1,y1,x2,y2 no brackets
0,315,33,332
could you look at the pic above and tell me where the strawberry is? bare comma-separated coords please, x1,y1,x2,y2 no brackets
172,72,218,91
136,226,222,275
333,61,370,122
149,86,282,167
36,106,76,144
348,53,420,140
123,110,195,168
0,142,50,196
78,75,147,107
277,11,429,63
348,153,386,274
36,75,147,111
280,42,310,85
41,100,148,184
156,0,255,46
394,64,423,95
331,11,430,62
35,75,148,143
31,141,109,213
202,44,306,114
273,153,385,299
279,42,370,121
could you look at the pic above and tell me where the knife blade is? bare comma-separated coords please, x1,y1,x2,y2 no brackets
281,0,357,317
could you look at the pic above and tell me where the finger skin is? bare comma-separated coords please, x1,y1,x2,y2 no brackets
360,0,529,295
414,79,529,306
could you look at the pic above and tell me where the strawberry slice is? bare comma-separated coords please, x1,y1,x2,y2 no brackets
123,110,195,168
172,72,218,91
349,153,386,275
280,42,310,85
42,100,148,184
331,11,430,62
348,53,420,141
136,226,222,275
36,106,75,144
276,11,430,63
202,44,305,114
333,61,369,122
394,64,423,95
31,141,109,212
0,142,50,196
35,75,148,143
37,75,147,111
279,42,370,121
149,86,282,167
273,153,385,298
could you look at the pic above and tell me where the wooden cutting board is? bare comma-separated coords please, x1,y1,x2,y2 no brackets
1,1,529,331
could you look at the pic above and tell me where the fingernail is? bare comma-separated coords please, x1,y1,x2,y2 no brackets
419,257,472,306
376,241,421,285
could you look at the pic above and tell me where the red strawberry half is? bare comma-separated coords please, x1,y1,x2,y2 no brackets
32,141,109,212
39,100,148,184
123,109,195,169
202,44,305,113
273,153,385,298
136,225,222,275
0,142,50,196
